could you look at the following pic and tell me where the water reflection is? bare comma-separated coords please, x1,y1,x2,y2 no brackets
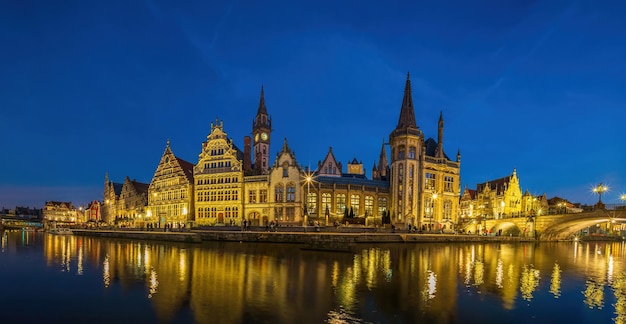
4,233,626,323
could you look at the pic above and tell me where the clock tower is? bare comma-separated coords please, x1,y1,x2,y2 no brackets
253,86,272,174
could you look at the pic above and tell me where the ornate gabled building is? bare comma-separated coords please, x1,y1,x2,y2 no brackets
388,73,461,232
104,75,463,230
86,200,101,222
459,168,549,220
43,201,77,224
194,120,244,226
103,172,123,224
147,140,194,228
306,147,390,224
117,176,149,226
267,138,304,224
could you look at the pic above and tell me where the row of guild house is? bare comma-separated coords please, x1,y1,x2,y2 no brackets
101,74,503,231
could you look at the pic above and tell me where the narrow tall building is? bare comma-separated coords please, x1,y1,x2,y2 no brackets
147,140,194,228
252,86,272,174
389,73,461,232
194,120,243,226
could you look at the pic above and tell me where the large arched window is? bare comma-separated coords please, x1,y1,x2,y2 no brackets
378,198,387,216
307,192,317,215
336,194,346,214
322,193,332,213
350,195,360,216
365,196,374,216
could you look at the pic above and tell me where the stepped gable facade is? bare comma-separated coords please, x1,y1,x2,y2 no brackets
146,140,194,228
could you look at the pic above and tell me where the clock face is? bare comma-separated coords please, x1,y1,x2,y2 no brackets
255,134,259,142
261,132,268,141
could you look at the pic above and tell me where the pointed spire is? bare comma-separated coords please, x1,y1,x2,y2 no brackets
436,111,445,158
395,72,417,130
378,138,389,177
257,85,267,114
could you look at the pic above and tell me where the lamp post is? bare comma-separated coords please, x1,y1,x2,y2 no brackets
431,193,438,233
593,182,608,203
592,183,608,210
303,171,314,230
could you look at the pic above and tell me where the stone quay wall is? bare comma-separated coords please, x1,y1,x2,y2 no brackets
73,228,536,244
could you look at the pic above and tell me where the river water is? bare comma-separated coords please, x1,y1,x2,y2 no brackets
1,230,624,323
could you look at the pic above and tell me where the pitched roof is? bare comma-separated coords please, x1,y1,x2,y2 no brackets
424,138,450,159
131,180,150,195
476,176,511,195
176,157,195,183
316,175,389,188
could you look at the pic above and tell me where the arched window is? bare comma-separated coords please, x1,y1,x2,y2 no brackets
378,197,387,217
365,196,374,216
307,192,317,215
336,194,346,214
322,193,332,213
350,195,360,216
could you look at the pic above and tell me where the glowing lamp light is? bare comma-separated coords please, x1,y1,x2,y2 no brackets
592,182,609,203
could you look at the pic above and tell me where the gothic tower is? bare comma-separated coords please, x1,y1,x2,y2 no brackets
252,86,272,174
389,73,424,224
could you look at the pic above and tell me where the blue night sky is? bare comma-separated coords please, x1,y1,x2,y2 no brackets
1,0,625,208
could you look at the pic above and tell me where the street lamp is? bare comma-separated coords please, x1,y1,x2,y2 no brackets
302,170,315,229
431,193,438,232
592,182,609,203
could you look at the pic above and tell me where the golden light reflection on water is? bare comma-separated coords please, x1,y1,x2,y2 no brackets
148,268,158,298
18,234,626,323
584,280,605,309
613,273,626,324
550,262,561,298
103,254,110,288
520,264,540,302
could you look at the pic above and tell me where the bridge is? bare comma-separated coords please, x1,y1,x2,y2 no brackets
484,207,626,241
0,217,43,230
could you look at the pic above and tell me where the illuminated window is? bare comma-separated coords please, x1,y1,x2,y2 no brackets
365,195,374,216
443,200,452,220
350,195,360,216
249,190,257,203
444,176,453,192
378,197,387,216
336,194,346,213
307,192,317,215
259,189,267,203
286,207,295,221
425,173,435,190
425,198,434,218
322,193,332,213
274,206,283,220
